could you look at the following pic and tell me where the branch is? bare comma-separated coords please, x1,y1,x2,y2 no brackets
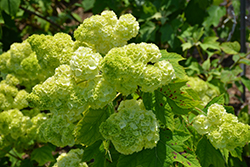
19,6,65,30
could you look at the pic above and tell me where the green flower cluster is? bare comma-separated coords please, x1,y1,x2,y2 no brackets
0,41,45,91
74,10,139,54
99,99,159,155
27,63,116,121
53,149,87,167
37,115,75,147
0,109,48,153
0,74,28,111
193,103,250,150
186,77,219,106
101,43,175,95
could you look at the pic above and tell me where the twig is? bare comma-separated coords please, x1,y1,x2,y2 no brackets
19,6,65,30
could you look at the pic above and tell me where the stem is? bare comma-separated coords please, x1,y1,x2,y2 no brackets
19,6,65,30
7,152,22,161
195,45,204,62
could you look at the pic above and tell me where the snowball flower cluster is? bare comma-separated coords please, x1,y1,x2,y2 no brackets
74,10,139,54
186,77,219,106
101,43,175,95
99,99,159,155
37,115,75,147
193,103,250,150
53,149,88,167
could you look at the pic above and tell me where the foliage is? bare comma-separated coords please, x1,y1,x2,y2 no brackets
0,0,250,166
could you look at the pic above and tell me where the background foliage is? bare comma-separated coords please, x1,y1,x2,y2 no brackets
0,0,250,166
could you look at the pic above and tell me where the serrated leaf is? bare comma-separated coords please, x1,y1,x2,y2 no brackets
196,137,225,167
82,140,119,167
220,41,240,54
157,80,200,115
199,36,221,51
203,94,225,113
74,105,113,146
203,5,226,27
117,129,201,167
181,42,193,51
230,147,243,161
30,145,55,166
141,91,175,129
0,0,21,16
160,50,186,79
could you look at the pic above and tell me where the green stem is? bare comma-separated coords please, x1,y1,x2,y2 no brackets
195,45,204,62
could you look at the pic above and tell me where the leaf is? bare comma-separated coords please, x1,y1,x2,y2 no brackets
181,42,193,51
199,36,221,51
139,21,158,42
19,159,34,167
203,5,226,28
74,105,113,146
81,140,119,167
157,80,200,115
196,137,225,167
230,147,243,161
117,129,201,167
220,41,240,54
0,0,21,16
203,94,225,113
160,50,186,79
82,140,103,162
141,91,175,129
30,145,55,166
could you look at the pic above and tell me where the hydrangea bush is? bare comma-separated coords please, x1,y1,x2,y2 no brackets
0,10,249,167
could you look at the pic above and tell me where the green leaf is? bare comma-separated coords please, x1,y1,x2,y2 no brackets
202,58,210,71
141,91,175,129
220,41,240,54
199,36,221,51
117,129,201,167
241,76,250,92
238,58,250,66
30,145,55,166
230,147,243,161
203,94,225,113
157,80,200,115
20,159,34,167
181,42,193,51
0,0,21,16
74,105,113,146
81,0,95,11
139,21,158,42
81,140,119,167
196,137,225,167
220,67,242,84
203,5,226,28
160,50,186,79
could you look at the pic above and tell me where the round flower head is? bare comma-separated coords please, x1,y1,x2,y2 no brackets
207,103,226,125
99,99,159,155
74,10,139,54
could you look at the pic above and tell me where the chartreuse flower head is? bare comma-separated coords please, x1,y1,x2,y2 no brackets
193,103,250,150
53,149,87,167
74,10,139,54
99,99,159,155
101,43,175,95
186,77,219,106
70,47,103,81
37,115,75,147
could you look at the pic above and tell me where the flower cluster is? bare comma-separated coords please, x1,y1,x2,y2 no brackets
53,149,87,167
99,99,159,155
74,10,139,54
101,43,175,95
186,77,219,106
0,109,47,152
193,103,250,150
37,115,75,147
